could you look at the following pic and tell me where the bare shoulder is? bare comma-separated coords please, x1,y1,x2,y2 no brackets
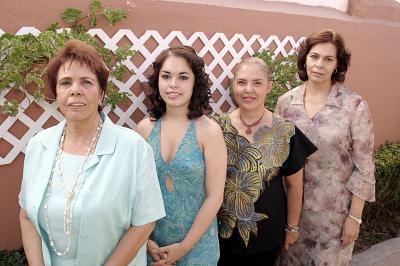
136,117,156,140
195,115,222,134
195,115,223,146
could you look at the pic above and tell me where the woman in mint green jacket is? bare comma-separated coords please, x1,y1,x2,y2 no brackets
19,40,165,266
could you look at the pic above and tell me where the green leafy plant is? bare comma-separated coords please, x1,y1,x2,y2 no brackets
254,50,302,111
0,249,27,266
363,142,400,220
354,142,400,253
0,0,133,116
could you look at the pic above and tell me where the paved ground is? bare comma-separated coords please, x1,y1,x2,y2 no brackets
352,237,400,266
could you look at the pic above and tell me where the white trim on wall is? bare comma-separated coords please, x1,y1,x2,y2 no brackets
261,0,348,12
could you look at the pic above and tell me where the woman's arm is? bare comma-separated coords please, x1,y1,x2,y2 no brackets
105,222,155,266
19,209,45,266
153,118,227,265
341,195,365,247
348,195,365,221
341,98,374,247
284,169,303,251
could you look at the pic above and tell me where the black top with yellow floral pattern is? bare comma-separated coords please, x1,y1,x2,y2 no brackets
213,113,317,254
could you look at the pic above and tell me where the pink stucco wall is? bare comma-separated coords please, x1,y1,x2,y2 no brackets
0,0,399,250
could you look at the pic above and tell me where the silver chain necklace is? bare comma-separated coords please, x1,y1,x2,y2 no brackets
43,120,103,256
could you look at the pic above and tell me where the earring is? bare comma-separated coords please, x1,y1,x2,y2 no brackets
304,63,307,68
333,69,338,74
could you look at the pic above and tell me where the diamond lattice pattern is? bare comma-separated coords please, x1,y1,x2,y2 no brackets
0,27,303,165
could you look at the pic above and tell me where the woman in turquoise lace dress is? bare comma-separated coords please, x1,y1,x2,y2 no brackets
137,46,227,265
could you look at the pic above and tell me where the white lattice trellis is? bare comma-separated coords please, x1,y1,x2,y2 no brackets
0,27,303,165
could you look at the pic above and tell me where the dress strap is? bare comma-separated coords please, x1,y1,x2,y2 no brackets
153,118,162,132
185,119,197,139
189,118,196,129
147,118,161,146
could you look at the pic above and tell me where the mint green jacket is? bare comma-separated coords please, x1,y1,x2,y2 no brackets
19,115,165,265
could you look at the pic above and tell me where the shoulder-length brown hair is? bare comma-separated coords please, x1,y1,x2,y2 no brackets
297,29,351,83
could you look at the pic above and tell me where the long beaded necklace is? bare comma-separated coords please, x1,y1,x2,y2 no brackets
43,119,103,256
239,109,266,135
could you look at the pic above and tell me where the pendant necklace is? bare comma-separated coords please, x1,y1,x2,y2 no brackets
239,109,266,135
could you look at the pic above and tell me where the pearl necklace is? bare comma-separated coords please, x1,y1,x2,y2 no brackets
43,120,103,256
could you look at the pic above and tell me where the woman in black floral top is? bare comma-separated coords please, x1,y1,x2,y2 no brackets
213,57,316,266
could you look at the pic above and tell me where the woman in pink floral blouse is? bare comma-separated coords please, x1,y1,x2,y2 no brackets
275,29,375,265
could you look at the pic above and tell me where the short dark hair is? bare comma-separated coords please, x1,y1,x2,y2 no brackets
46,39,109,111
297,29,351,83
146,45,211,120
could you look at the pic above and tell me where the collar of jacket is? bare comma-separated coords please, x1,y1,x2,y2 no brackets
291,82,343,108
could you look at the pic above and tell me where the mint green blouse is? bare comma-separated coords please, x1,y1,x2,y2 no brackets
19,115,165,266
37,152,84,265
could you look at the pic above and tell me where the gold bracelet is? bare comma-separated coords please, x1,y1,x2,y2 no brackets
347,214,362,224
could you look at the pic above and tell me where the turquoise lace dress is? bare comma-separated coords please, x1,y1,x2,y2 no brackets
147,119,219,265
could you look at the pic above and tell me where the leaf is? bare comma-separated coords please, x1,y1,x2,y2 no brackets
1,99,19,116
89,0,102,26
90,16,97,27
33,89,44,101
46,22,60,32
71,24,87,34
104,83,131,110
110,64,127,81
103,8,128,26
115,46,136,61
90,0,102,13
61,8,83,24
97,47,113,66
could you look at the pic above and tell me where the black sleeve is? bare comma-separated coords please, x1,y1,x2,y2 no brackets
280,126,317,177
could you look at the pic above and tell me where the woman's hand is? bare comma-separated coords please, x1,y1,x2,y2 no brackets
284,231,300,251
340,216,360,247
150,242,189,265
148,240,167,262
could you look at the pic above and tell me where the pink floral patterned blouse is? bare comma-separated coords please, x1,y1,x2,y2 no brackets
275,83,375,213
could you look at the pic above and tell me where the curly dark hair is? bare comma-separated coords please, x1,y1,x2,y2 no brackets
146,45,211,120
297,29,351,84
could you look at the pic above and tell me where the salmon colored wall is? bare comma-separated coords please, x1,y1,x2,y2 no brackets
348,0,400,22
1,0,399,250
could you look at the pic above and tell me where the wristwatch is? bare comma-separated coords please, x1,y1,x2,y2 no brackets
285,224,300,233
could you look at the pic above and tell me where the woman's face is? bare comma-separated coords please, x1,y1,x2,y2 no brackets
232,64,272,112
158,55,195,110
56,60,102,123
305,42,338,85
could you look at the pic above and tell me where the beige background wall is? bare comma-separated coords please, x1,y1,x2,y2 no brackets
1,0,399,250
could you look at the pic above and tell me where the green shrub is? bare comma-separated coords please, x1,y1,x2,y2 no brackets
254,50,302,111
364,142,400,220
0,0,133,116
0,249,27,266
